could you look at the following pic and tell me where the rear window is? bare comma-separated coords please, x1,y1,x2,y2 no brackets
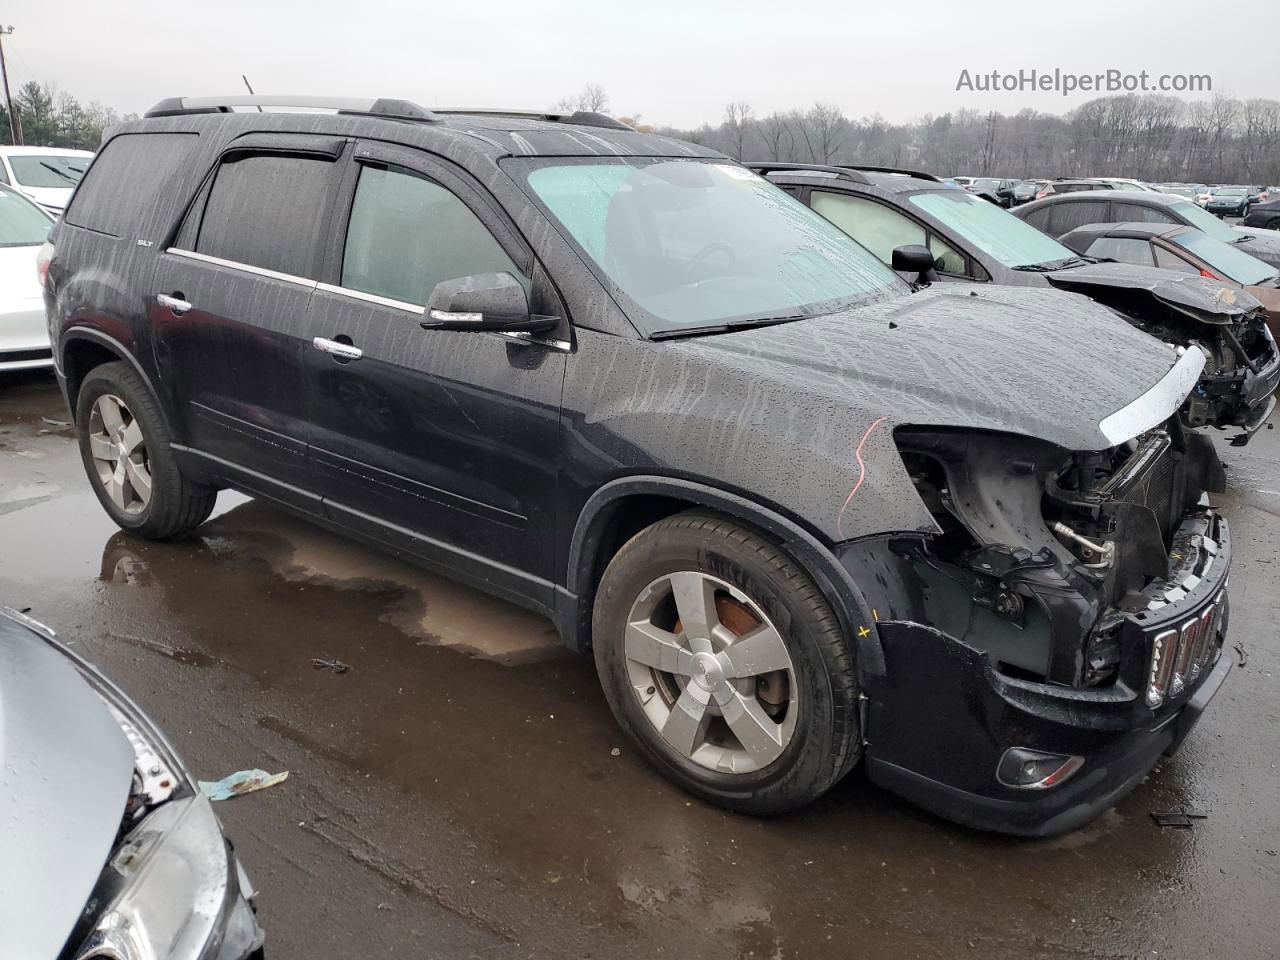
193,154,335,278
63,133,200,238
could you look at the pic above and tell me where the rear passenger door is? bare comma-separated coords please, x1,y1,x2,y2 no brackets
302,142,568,601
152,136,345,509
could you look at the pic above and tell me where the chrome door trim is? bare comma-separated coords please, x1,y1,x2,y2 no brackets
164,248,318,289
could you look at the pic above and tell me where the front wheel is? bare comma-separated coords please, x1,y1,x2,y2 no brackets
592,511,862,815
75,361,217,539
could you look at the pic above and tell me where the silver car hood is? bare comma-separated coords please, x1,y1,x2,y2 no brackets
0,611,135,960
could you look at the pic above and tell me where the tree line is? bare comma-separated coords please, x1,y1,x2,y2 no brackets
1,81,136,151
8,78,1280,185
652,94,1280,185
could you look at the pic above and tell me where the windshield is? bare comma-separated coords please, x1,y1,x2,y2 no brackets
517,158,904,334
909,190,1075,267
8,154,89,189
1170,201,1241,242
0,189,52,246
971,178,1000,191
1173,231,1279,286
1213,187,1246,197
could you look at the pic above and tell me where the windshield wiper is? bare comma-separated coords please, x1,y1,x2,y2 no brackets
1233,233,1255,244
649,315,806,341
37,161,78,184
1012,255,1092,272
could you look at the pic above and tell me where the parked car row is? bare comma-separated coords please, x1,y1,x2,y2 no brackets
13,94,1272,957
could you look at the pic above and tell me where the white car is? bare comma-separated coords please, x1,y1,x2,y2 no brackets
1089,177,1160,193
0,184,55,372
0,146,94,217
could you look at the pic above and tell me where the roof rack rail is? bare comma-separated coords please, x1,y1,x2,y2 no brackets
839,163,942,183
430,108,633,131
143,96,440,123
744,162,873,185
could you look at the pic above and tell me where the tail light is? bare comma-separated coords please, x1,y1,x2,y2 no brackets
1200,268,1221,281
36,240,55,290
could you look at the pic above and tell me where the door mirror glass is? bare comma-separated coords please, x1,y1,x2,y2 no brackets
423,272,556,333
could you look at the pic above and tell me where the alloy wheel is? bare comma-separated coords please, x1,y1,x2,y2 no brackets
88,394,152,516
624,571,797,773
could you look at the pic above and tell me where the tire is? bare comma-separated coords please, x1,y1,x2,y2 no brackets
592,510,861,815
1268,218,1280,232
75,361,217,540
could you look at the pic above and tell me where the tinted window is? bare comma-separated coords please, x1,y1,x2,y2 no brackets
1087,237,1155,266
0,163,8,185
341,165,523,306
1114,202,1177,224
1018,205,1053,231
65,133,199,238
1047,200,1110,238
929,234,966,274
195,154,334,278
810,191,925,262
1153,245,1200,274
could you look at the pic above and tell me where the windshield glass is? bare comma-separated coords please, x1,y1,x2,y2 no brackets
1173,231,1279,285
971,178,1000,190
0,189,52,246
1213,187,1246,197
8,154,89,188
909,190,1075,267
517,159,904,334
1171,200,1241,242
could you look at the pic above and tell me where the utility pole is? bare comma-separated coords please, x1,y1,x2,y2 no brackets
0,25,18,145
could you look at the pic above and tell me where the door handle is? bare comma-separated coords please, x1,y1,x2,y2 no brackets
156,293,192,316
313,337,363,362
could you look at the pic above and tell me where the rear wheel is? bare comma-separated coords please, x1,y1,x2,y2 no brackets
592,511,861,814
75,362,217,539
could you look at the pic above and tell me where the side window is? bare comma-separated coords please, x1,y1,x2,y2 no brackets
810,191,925,263
1153,244,1200,274
1114,202,1178,225
340,164,524,306
0,162,8,185
928,234,967,275
1087,237,1155,266
1047,200,1110,238
1019,206,1053,232
64,132,200,238
193,153,335,278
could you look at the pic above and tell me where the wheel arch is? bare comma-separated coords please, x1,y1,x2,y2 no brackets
59,328,176,438
560,475,886,680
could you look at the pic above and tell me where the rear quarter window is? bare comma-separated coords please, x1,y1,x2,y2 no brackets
1047,200,1111,238
63,132,201,239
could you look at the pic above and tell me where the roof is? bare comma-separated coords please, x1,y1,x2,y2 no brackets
0,145,95,157
119,98,720,163
1015,189,1184,220
1062,221,1189,242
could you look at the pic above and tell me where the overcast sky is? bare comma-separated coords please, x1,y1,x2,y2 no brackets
2,0,1271,128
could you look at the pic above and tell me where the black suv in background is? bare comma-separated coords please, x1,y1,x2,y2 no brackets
43,96,1233,835
754,163,1280,443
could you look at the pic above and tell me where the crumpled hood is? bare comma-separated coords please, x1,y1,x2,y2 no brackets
1044,260,1262,323
675,284,1186,452
0,612,135,960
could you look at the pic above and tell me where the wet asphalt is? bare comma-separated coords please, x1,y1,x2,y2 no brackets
1,371,1277,960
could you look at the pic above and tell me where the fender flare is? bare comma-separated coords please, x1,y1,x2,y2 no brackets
58,326,178,439
563,475,887,680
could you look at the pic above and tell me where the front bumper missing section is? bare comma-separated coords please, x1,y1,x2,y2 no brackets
858,514,1233,837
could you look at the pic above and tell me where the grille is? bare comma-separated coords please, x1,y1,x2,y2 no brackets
1145,592,1225,708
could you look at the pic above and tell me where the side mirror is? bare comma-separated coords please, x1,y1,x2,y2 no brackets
422,272,557,333
996,185,1014,198
892,244,938,282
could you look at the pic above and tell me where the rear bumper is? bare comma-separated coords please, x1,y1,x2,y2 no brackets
0,303,53,371
862,512,1232,837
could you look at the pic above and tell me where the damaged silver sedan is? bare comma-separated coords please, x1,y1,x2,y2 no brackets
0,608,263,960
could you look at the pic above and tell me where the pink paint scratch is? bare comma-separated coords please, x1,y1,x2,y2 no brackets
836,416,887,539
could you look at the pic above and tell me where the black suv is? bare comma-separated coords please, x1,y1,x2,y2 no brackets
754,163,1280,443
44,96,1233,835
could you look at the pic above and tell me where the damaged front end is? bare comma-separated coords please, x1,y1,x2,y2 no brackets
1047,268,1280,444
842,421,1233,835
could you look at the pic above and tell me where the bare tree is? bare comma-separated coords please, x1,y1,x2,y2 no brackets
723,102,754,160
754,112,794,161
556,83,609,113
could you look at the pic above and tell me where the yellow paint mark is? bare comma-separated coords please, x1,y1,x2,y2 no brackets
857,625,871,638
872,608,880,621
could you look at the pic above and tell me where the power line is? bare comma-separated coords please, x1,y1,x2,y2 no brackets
0,25,19,145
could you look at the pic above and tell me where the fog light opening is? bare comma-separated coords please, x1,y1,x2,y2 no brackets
996,748,1085,790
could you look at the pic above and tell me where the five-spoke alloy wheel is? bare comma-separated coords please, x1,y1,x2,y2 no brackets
594,511,862,815
75,361,218,539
